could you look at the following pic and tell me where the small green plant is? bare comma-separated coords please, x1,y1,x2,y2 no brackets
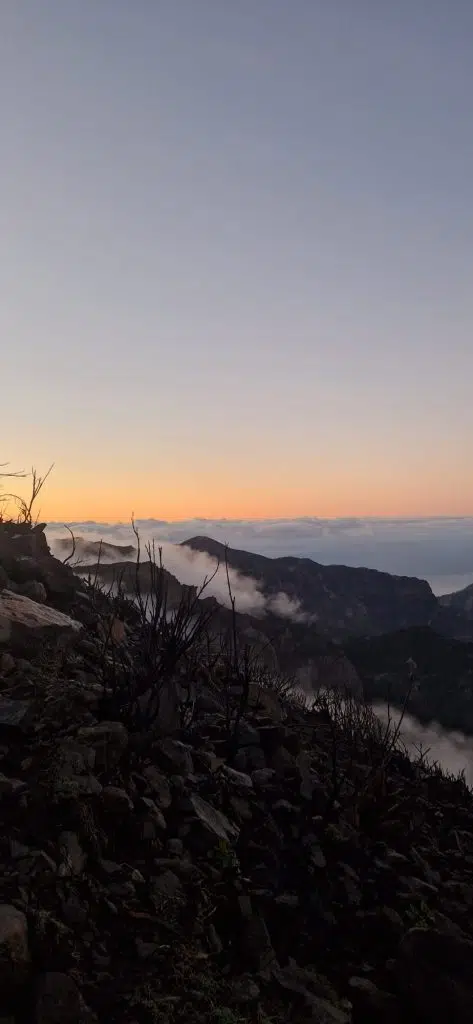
212,838,241,876
211,1009,246,1024
405,899,436,928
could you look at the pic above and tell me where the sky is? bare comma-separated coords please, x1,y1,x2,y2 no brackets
2,1,473,520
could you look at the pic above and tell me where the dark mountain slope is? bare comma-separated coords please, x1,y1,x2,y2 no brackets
182,536,438,639
347,626,473,733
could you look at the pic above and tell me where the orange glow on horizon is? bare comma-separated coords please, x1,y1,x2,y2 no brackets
7,466,473,524
34,495,473,523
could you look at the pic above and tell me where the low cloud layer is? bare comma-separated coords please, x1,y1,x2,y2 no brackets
47,526,309,621
374,704,473,788
46,516,473,595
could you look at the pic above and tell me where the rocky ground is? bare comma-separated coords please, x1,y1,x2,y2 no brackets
2,522,473,1023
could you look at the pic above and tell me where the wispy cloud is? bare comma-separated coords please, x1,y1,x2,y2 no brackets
47,525,308,621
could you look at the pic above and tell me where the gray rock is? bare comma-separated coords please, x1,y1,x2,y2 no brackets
58,832,87,877
140,796,167,831
0,698,33,732
188,793,239,844
221,765,253,791
102,786,133,813
155,738,194,775
142,765,172,808
0,773,27,798
151,870,183,899
348,977,397,1021
251,768,276,788
167,838,184,857
0,590,81,654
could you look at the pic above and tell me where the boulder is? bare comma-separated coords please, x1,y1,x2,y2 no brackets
0,590,81,655
187,793,239,845
155,738,194,775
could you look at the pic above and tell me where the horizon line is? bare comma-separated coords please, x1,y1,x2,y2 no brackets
44,513,473,525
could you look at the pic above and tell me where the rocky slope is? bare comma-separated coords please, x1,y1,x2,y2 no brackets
2,523,473,1022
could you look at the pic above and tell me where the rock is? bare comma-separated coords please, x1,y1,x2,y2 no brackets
139,796,167,831
187,793,239,845
19,580,47,604
310,845,327,869
35,971,97,1023
58,832,87,877
0,653,15,676
167,838,184,857
155,738,194,775
348,977,398,1022
151,870,183,899
142,765,172,808
272,962,351,1023
251,768,276,788
0,773,27,798
77,722,128,770
0,698,33,732
0,590,81,654
221,765,253,791
0,904,29,989
102,786,133,813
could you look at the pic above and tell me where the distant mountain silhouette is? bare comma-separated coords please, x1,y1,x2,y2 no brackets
181,536,438,640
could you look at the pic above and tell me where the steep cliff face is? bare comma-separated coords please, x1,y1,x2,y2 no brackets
182,536,438,639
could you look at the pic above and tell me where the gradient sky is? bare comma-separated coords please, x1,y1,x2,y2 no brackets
2,1,473,520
